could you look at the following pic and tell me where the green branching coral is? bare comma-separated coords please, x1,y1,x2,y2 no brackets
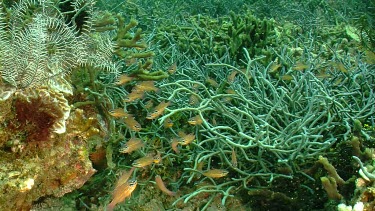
155,11,280,64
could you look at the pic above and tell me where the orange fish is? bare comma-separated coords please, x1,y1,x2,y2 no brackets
202,169,229,178
155,175,176,196
227,70,238,83
268,62,282,74
113,167,135,193
124,90,145,103
153,151,162,164
292,62,309,71
335,62,349,74
109,108,130,118
107,179,137,211
119,138,144,153
281,74,293,81
144,100,154,109
168,62,177,74
189,94,200,106
163,117,174,128
125,57,137,66
177,132,195,145
146,101,170,120
206,77,219,88
231,149,238,168
132,156,154,168
171,138,180,154
115,74,133,85
188,115,203,126
133,81,158,92
124,117,141,132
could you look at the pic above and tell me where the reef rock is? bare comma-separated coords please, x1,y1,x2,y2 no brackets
0,87,100,210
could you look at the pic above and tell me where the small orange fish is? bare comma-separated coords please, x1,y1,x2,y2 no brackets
144,100,154,109
132,156,154,168
109,108,130,118
146,101,170,120
225,89,236,94
197,161,204,171
155,175,177,196
292,62,309,71
171,138,180,154
168,62,177,74
115,74,133,85
107,179,137,211
124,90,145,103
227,70,239,83
231,149,238,168
365,50,375,64
335,62,349,74
163,117,174,128
119,138,144,153
113,167,135,193
177,132,195,145
206,77,219,88
125,57,137,66
202,169,229,178
281,74,293,81
153,151,162,164
124,117,141,132
133,81,158,92
189,94,200,106
188,115,203,126
269,62,282,74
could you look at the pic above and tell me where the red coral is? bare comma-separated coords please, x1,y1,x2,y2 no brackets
13,97,57,142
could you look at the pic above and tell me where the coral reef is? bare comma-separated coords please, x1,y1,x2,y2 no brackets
0,88,99,210
154,11,292,64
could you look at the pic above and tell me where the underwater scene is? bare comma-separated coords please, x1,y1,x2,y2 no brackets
0,0,374,210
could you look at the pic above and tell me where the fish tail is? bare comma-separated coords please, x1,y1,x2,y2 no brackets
106,202,115,211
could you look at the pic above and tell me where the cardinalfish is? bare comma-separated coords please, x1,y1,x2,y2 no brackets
113,167,135,193
119,138,144,154
206,77,219,88
171,138,180,154
123,90,145,103
268,62,282,74
189,94,200,106
155,175,177,196
133,81,159,92
107,179,137,211
231,149,238,168
177,131,195,146
132,153,161,168
124,117,141,132
227,70,239,84
163,117,174,128
115,74,133,86
202,169,229,178
281,74,293,81
125,57,137,66
109,108,130,118
146,101,170,120
365,50,375,65
168,62,177,74
188,115,203,126
292,61,309,71
331,61,349,74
